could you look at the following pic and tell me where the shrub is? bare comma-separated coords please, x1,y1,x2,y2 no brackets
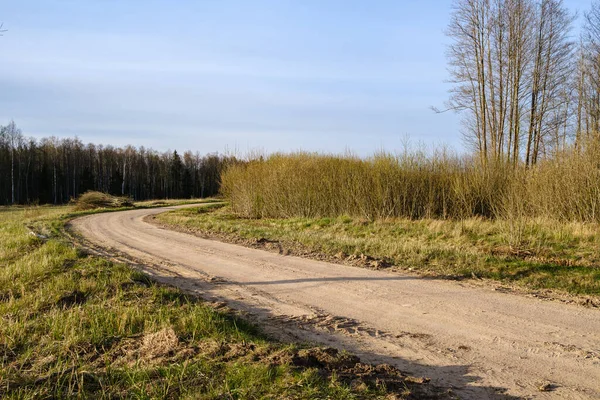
74,191,134,210
221,144,600,223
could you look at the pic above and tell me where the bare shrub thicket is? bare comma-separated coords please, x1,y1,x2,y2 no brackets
221,0,600,225
221,143,600,223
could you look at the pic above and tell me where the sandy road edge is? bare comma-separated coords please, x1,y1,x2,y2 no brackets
145,208,600,310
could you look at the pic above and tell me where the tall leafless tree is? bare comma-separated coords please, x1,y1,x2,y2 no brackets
578,0,600,141
525,0,575,165
443,0,575,165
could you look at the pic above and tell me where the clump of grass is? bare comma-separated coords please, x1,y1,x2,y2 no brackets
74,191,133,210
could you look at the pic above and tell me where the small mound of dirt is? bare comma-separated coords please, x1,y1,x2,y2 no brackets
347,253,392,270
291,347,359,370
341,363,423,391
269,347,441,398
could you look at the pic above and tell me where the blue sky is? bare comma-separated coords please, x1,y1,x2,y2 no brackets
0,1,594,155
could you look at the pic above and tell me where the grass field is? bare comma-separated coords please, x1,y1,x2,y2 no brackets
156,205,600,297
0,203,437,399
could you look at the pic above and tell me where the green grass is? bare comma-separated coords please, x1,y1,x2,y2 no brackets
156,205,600,296
0,204,428,399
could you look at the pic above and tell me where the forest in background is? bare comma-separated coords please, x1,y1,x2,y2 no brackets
0,120,237,205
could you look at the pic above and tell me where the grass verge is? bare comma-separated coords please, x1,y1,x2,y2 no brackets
0,203,440,399
154,205,600,298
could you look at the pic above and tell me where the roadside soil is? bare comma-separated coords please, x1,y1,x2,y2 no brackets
69,205,600,400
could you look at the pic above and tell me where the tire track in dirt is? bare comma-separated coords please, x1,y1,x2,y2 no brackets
69,206,600,399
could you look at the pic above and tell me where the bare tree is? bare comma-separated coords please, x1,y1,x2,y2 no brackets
444,0,533,164
525,0,575,165
579,0,600,140
443,0,575,165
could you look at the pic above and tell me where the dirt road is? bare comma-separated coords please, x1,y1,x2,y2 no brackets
69,206,600,399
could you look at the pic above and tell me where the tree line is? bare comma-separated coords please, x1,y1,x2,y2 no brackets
0,121,238,205
443,0,600,165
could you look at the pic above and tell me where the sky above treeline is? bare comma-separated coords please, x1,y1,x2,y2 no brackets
0,0,594,156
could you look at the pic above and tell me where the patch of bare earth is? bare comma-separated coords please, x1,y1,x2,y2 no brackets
90,327,445,398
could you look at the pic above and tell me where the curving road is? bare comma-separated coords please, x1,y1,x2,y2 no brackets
70,205,600,399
